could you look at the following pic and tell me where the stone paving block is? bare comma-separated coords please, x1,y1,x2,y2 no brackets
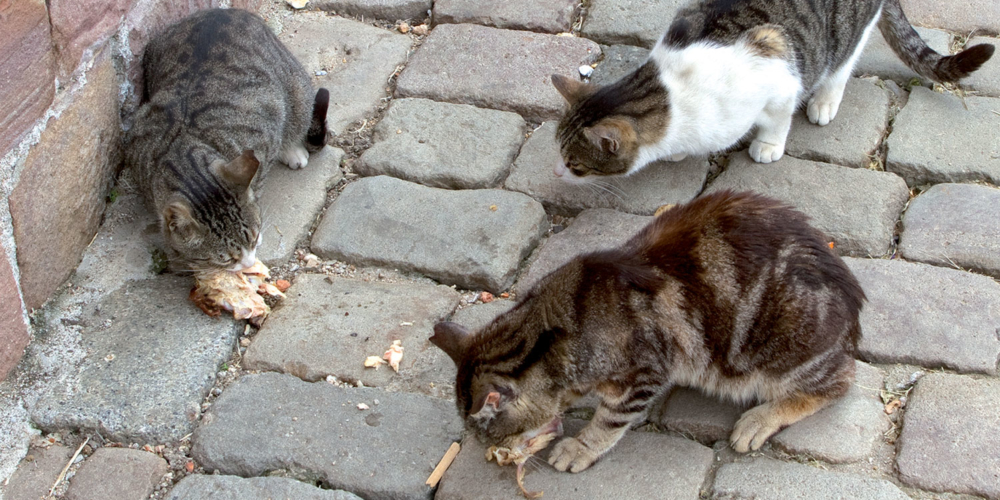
310,0,431,21
711,457,911,500
899,183,1000,278
785,78,891,168
432,0,579,33
281,13,411,135
311,175,548,292
898,0,1000,35
244,275,461,391
9,48,121,310
449,300,518,332
356,98,526,189
436,419,713,500
0,445,73,500
0,243,29,383
770,362,888,464
896,373,1000,498
257,146,345,265
395,24,600,122
166,474,361,500
191,372,464,500
855,27,953,85
964,36,1000,97
66,448,168,500
505,122,710,217
48,0,130,74
518,208,651,293
581,0,685,48
654,388,744,444
885,87,1000,186
845,257,1000,375
31,277,241,444
590,44,648,86
0,0,55,154
706,152,909,258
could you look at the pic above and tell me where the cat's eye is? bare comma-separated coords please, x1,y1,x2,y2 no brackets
569,165,589,177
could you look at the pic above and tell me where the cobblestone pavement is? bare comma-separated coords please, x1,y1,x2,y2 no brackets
2,1,1000,499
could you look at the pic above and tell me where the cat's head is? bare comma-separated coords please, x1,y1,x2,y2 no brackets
552,74,642,181
431,321,565,457
160,150,263,273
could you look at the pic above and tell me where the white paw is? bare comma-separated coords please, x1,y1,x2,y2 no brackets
749,139,784,163
806,93,842,126
730,406,781,453
281,143,309,169
547,437,599,473
667,152,688,162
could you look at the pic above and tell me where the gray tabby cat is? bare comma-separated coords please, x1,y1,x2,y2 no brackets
551,0,994,179
126,8,329,272
432,190,865,472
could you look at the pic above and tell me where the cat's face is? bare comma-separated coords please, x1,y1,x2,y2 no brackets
553,75,640,180
160,150,263,273
432,322,565,456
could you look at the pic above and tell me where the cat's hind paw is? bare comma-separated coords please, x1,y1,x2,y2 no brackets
749,139,784,164
548,437,600,473
806,94,842,126
730,406,782,453
281,143,310,169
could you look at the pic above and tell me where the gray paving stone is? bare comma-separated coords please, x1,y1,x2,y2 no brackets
845,257,1000,375
258,146,345,265
896,373,1000,498
355,98,526,189
281,13,412,135
590,44,648,86
243,275,460,393
310,0,431,21
964,36,1000,97
785,78,891,168
449,300,517,332
0,445,73,500
191,372,463,500
435,419,713,500
581,0,685,48
855,27,953,85
898,0,1000,35
432,0,579,33
504,122,710,216
395,24,600,122
899,183,1000,278
31,277,241,443
518,208,651,293
770,362,888,464
711,457,911,500
166,475,361,500
885,87,1000,186
706,152,910,258
311,175,548,292
66,448,168,500
654,388,744,445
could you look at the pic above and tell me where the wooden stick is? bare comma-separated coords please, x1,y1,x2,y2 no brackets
425,442,461,487
47,437,89,498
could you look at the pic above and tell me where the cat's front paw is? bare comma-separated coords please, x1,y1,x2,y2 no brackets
806,95,841,126
548,437,600,473
749,140,784,163
281,143,310,169
730,406,782,453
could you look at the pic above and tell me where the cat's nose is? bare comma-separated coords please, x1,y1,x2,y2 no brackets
235,251,257,271
553,162,567,178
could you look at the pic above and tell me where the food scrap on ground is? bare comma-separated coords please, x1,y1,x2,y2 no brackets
384,340,404,372
486,446,542,499
189,260,285,326
357,403,370,410
425,442,461,487
364,356,386,369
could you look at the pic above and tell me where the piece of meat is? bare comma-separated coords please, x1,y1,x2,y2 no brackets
189,260,285,326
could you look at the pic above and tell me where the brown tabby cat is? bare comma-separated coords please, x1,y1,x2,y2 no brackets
431,190,865,472
126,9,328,273
551,0,994,178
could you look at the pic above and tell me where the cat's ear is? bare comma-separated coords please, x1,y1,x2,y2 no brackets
162,200,205,246
431,322,472,365
551,74,592,105
470,388,504,416
217,150,260,191
583,119,635,155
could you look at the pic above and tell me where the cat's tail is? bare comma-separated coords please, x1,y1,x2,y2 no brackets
879,0,994,83
306,88,330,152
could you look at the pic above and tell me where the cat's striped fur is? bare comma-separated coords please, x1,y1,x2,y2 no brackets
552,0,994,178
432,190,865,472
126,9,328,272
